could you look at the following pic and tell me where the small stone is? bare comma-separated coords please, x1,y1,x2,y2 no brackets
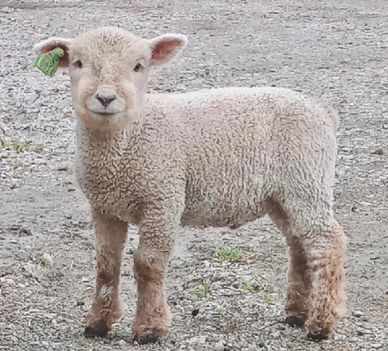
23,263,36,277
117,339,127,347
356,328,371,335
352,310,364,318
18,226,32,236
370,343,382,349
188,336,206,345
40,253,54,267
215,340,225,351
57,164,68,171
371,148,384,155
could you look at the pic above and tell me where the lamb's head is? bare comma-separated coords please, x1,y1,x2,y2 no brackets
34,27,187,131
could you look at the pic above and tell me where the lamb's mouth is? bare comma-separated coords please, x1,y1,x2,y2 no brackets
97,111,117,116
88,109,120,117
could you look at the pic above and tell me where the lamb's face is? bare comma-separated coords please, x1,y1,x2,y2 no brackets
69,29,151,130
34,28,187,131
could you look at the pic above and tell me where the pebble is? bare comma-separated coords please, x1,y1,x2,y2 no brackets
370,343,383,349
215,340,225,351
40,252,54,267
187,336,206,345
352,310,364,318
117,339,127,347
57,164,68,171
357,329,367,336
22,263,36,277
371,148,384,155
17,226,32,236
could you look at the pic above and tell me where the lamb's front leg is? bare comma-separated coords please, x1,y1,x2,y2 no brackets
132,213,177,344
84,211,128,337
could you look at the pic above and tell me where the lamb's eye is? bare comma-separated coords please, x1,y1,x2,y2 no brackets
133,63,143,72
73,60,83,68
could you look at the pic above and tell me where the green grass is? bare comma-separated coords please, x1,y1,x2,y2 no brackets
262,293,274,305
214,247,242,262
240,281,254,292
59,143,69,150
8,139,44,153
195,283,212,298
47,271,56,281
275,238,286,248
10,139,25,153
30,144,44,153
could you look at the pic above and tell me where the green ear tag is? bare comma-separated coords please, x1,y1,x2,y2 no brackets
33,47,65,77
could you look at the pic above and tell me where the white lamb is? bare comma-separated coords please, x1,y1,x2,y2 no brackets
33,27,346,344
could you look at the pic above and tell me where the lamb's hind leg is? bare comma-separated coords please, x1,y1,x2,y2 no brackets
265,199,310,327
282,197,346,340
303,223,346,340
84,211,128,337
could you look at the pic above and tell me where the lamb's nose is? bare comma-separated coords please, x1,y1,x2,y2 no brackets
96,93,116,108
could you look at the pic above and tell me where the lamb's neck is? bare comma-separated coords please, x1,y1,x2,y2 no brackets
75,120,140,161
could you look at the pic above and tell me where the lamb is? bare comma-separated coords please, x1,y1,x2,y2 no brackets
33,27,346,344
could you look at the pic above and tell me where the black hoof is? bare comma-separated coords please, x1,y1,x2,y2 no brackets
307,331,329,341
285,316,305,328
84,320,109,338
134,328,163,344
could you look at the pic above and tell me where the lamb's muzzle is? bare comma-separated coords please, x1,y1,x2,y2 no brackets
87,86,125,115
33,26,346,344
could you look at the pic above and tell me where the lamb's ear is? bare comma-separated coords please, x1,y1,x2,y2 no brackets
33,37,73,68
149,34,188,65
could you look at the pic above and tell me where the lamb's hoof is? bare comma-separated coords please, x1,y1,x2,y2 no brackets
285,316,305,328
307,331,329,341
84,320,109,338
133,328,166,344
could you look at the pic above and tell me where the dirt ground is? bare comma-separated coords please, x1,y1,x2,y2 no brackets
0,1,387,350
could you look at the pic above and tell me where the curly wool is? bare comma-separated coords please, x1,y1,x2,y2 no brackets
76,87,338,236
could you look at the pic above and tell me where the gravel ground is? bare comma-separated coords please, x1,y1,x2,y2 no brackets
0,1,387,350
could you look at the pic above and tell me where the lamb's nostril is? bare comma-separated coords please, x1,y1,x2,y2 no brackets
96,94,116,108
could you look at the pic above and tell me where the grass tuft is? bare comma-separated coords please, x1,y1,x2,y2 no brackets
240,281,254,292
214,247,242,262
8,139,44,154
195,283,212,298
